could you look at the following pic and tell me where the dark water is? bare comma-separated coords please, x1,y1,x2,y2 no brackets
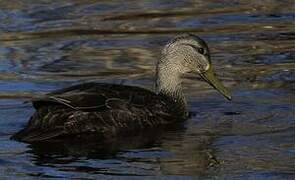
0,0,294,179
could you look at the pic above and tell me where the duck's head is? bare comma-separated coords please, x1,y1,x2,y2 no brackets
157,34,231,100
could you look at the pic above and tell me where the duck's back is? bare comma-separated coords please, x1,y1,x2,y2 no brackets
12,83,186,143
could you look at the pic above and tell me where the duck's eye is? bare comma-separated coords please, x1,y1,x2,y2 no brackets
185,44,206,55
198,47,205,55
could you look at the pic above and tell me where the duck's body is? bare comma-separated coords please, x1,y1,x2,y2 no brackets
12,83,187,142
12,34,231,143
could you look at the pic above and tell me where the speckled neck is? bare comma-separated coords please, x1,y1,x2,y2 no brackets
155,64,187,112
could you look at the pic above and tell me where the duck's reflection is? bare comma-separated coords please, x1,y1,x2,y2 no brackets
26,122,219,176
28,127,167,160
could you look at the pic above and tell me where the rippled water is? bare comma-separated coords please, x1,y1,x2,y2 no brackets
0,0,294,179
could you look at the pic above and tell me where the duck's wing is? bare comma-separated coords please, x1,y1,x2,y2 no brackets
12,83,173,142
31,82,159,111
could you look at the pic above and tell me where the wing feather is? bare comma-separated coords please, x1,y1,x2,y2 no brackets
12,83,176,143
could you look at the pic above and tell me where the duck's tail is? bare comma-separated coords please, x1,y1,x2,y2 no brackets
11,106,70,143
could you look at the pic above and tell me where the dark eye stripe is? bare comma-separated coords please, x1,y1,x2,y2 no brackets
185,44,206,55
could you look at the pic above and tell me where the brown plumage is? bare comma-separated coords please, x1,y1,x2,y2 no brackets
12,83,186,142
12,34,231,143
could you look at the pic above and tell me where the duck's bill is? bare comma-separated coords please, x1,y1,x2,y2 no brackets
200,67,232,101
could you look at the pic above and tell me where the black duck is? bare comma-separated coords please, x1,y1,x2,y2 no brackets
12,34,231,143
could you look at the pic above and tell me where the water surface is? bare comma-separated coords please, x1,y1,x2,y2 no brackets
0,0,294,179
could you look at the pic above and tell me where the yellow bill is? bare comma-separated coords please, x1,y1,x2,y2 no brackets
200,67,232,101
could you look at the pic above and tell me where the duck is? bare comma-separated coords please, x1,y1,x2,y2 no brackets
11,34,231,143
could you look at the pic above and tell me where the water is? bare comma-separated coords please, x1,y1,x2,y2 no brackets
0,0,294,179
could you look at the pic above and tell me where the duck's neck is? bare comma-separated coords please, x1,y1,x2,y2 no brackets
155,65,186,107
